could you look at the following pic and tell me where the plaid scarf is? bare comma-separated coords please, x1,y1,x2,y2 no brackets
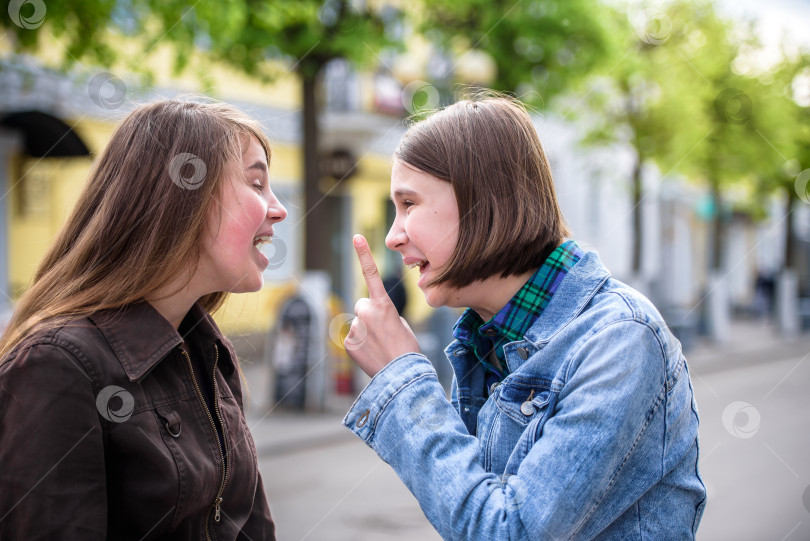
452,240,584,379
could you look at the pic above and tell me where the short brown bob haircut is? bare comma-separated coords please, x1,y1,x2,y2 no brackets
394,94,570,289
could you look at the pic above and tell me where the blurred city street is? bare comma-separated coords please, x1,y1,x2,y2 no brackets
240,321,810,541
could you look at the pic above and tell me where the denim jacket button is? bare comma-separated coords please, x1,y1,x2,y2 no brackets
520,400,535,416
517,347,529,360
489,382,500,395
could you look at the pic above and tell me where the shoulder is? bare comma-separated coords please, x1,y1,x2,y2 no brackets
562,278,682,386
582,278,663,327
589,278,675,352
1,317,105,384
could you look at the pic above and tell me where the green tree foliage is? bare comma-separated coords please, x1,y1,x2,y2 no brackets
748,53,810,269
2,0,395,77
580,1,713,273
580,0,804,274
415,0,613,107
676,8,799,271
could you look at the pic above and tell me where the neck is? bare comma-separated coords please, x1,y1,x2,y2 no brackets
145,277,201,330
460,269,537,321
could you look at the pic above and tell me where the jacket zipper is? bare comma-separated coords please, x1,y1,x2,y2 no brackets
181,344,229,540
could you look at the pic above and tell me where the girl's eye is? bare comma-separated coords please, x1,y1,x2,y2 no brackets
402,200,414,208
252,182,264,193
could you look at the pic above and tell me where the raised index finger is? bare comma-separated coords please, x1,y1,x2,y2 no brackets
353,234,389,300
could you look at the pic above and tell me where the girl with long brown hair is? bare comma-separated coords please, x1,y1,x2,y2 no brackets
0,98,285,539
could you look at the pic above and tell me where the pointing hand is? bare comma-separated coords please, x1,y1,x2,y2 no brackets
345,235,421,377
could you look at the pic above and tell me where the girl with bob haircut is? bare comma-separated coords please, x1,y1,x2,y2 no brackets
0,99,284,539
343,95,706,540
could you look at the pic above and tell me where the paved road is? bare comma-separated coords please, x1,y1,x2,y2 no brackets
692,353,810,541
259,435,441,541
250,337,810,540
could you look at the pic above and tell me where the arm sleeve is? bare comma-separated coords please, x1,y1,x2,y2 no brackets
0,343,107,539
343,321,669,540
238,471,276,540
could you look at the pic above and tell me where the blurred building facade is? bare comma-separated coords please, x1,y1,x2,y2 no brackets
2,34,808,362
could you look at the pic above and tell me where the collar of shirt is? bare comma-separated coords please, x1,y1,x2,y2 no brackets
452,240,584,379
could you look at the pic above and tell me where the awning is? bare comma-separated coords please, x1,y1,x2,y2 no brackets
0,110,90,158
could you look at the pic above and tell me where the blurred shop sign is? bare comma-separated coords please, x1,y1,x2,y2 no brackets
319,148,357,182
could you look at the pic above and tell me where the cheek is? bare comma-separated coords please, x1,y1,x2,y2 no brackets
222,197,266,249
429,219,459,261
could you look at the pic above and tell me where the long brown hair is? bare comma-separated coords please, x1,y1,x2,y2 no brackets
0,98,271,359
395,94,570,289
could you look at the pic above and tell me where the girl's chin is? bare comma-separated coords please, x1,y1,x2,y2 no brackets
422,285,450,309
228,274,264,294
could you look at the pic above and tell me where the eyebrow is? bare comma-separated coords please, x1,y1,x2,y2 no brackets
245,161,268,173
390,188,418,200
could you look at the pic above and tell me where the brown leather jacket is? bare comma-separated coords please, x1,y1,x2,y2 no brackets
0,302,275,540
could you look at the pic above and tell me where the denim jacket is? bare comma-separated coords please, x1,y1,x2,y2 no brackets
343,251,706,540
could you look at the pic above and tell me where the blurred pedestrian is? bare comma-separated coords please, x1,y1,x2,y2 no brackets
754,267,776,320
0,99,285,539
344,95,706,539
382,270,408,316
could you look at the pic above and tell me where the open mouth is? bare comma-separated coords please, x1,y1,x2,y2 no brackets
253,235,273,248
407,259,428,273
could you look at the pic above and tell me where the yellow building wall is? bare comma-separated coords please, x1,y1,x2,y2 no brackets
8,155,92,294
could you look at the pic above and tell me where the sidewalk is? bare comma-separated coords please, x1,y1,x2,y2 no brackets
245,401,355,458
685,319,810,374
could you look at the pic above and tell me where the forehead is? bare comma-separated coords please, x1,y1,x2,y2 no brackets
390,160,442,195
241,135,267,167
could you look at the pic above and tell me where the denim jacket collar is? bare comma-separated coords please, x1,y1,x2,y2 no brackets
523,250,610,346
90,301,233,382
445,251,611,377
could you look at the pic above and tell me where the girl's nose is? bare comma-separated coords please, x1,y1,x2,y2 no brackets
266,191,287,222
385,227,407,250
